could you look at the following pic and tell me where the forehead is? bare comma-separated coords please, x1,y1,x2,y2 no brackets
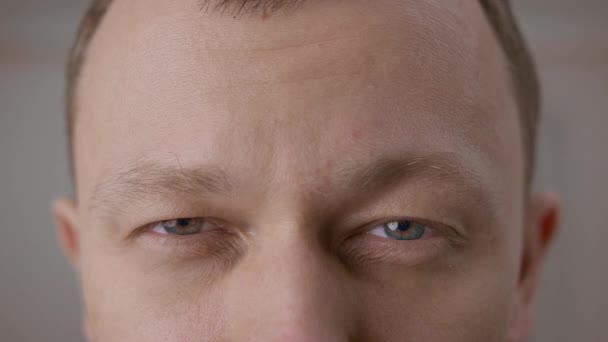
75,0,522,206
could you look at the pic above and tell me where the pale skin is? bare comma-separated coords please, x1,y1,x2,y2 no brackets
53,0,559,341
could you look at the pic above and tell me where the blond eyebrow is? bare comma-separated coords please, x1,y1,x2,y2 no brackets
89,152,495,218
200,0,307,14
345,153,484,193
89,160,233,213
331,152,496,211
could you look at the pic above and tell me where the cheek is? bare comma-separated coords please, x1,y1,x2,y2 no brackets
356,255,519,341
79,251,228,341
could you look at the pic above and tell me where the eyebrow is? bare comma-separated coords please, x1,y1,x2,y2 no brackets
89,151,494,218
200,0,307,14
330,152,494,205
89,160,233,214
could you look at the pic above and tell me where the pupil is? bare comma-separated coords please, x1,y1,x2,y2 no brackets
177,219,190,227
398,221,411,231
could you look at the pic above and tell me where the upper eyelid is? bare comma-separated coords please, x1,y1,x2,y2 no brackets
371,220,431,231
154,217,215,228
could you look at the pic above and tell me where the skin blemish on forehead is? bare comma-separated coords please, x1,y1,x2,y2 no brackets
261,9,270,20
351,128,365,143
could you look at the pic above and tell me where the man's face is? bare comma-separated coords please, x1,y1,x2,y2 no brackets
55,0,550,340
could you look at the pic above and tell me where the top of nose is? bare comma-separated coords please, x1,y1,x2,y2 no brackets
218,228,360,342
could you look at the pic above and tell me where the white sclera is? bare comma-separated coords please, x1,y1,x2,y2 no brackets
164,220,177,228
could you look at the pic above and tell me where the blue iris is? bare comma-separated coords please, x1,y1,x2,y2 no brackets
383,220,425,240
162,218,204,235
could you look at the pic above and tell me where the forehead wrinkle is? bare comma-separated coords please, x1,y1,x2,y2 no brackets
88,160,234,214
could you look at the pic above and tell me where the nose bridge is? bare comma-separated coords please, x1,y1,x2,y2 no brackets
223,223,355,342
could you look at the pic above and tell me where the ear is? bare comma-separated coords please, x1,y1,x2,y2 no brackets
52,197,81,270
509,192,560,341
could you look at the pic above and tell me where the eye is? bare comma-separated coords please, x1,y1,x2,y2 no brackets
152,218,213,236
368,220,428,241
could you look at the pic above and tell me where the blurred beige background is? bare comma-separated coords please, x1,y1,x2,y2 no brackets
0,1,606,341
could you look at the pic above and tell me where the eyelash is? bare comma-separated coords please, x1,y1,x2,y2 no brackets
147,216,450,244
137,216,464,268
151,218,215,236
136,218,243,257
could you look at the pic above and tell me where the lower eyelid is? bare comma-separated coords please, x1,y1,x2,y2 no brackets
139,228,245,254
137,230,247,277
340,233,449,269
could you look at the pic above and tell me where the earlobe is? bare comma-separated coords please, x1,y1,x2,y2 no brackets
52,197,81,270
510,192,560,341
538,197,559,248
521,192,560,298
